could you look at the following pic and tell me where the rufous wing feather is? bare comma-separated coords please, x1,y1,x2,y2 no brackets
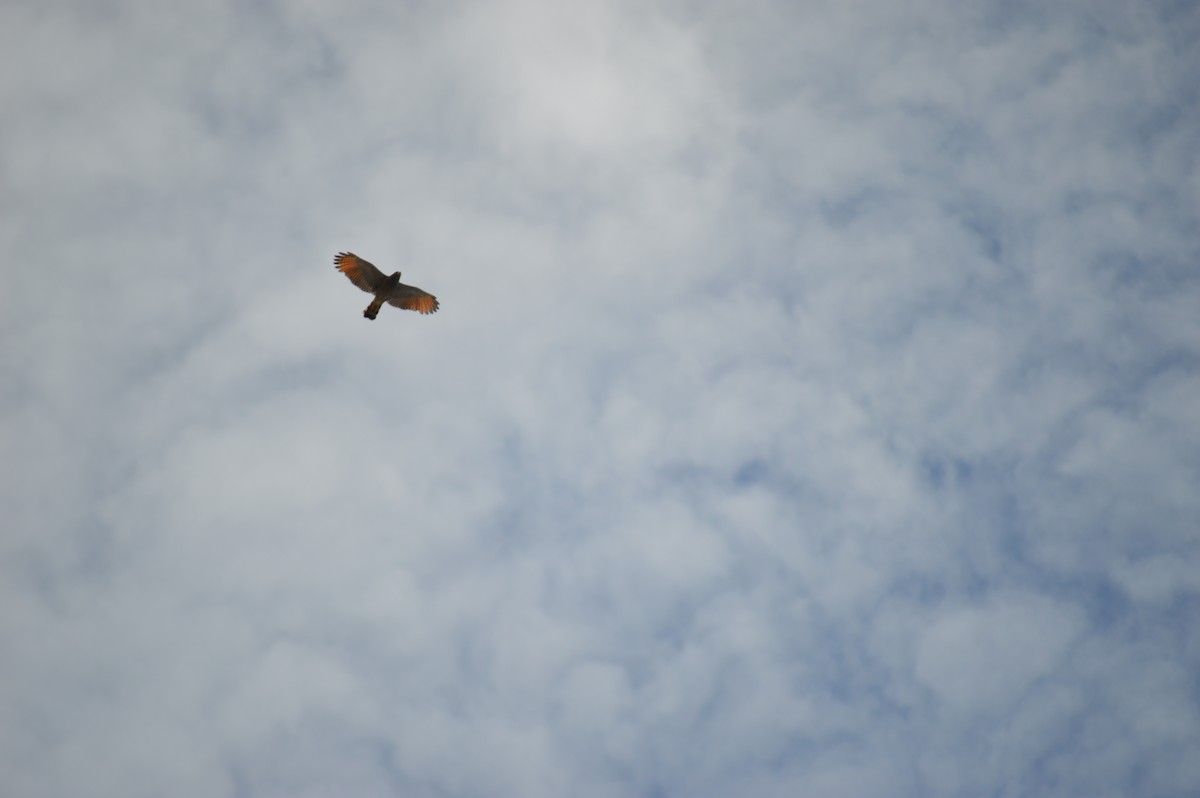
386,284,440,314
334,252,387,293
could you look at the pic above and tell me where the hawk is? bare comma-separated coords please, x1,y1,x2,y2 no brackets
334,252,440,320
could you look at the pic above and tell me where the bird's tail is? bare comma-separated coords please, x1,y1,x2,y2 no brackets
363,297,384,320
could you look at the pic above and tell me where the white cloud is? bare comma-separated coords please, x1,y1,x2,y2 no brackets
2,0,1198,796
914,594,1085,716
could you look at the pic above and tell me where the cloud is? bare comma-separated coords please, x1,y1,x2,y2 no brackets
2,0,1198,796
914,593,1085,716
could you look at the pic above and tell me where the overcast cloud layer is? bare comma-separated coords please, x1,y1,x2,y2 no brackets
2,1,1199,796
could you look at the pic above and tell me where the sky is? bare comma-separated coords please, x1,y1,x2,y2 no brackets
2,0,1198,796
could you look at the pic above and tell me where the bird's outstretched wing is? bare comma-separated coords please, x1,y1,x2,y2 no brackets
334,252,387,293
386,283,440,314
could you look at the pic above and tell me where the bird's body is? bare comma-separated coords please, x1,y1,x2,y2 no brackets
334,252,439,319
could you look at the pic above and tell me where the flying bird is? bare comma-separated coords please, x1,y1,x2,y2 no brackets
334,252,440,320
